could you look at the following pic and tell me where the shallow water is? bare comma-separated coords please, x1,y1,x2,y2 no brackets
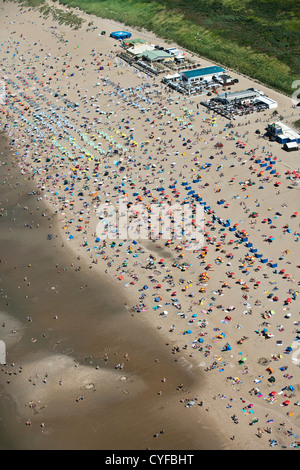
0,133,220,450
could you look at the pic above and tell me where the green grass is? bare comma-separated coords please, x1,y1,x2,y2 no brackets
9,0,300,96
6,0,44,6
293,119,300,130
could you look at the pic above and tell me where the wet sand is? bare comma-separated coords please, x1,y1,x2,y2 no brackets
0,134,220,450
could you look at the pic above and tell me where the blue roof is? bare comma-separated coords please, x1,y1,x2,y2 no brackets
182,66,225,79
110,31,132,39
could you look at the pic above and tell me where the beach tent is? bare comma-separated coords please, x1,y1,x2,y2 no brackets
238,357,247,364
110,31,132,40
222,343,232,351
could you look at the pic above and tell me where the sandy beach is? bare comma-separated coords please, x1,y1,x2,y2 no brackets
0,131,218,450
0,0,300,450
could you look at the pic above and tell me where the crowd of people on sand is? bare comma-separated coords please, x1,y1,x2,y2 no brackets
0,2,300,449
